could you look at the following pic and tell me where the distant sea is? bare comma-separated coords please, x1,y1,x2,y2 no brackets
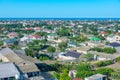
0,18,120,21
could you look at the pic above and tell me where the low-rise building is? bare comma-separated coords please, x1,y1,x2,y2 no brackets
0,62,22,80
100,31,106,37
107,42,120,53
69,70,77,78
4,38,18,46
85,74,107,80
107,34,120,43
8,32,18,38
68,42,78,47
58,51,81,61
0,48,41,78
47,33,58,41
68,46,90,54
89,51,120,61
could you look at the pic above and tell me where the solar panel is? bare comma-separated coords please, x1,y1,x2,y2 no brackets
65,51,81,58
109,42,120,47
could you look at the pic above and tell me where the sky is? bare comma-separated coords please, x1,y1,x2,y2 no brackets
0,0,120,18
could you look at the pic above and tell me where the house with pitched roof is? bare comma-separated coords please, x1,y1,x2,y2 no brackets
107,34,120,43
4,38,18,46
0,48,41,78
0,62,23,80
47,33,58,41
58,51,81,61
68,46,90,54
85,74,107,80
68,41,78,47
8,32,18,38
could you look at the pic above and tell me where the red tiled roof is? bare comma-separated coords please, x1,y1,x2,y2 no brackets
33,34,41,38
34,27,40,30
100,31,106,34
1,28,6,30
8,32,18,37
73,78,82,80
25,28,33,30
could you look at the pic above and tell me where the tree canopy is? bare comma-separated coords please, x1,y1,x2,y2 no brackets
47,46,56,53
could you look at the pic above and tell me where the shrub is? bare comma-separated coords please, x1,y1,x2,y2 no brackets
95,60,114,67
95,68,114,75
116,56,120,62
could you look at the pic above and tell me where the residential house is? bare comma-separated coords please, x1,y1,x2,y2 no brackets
68,42,78,47
0,62,22,80
32,34,44,40
34,27,40,32
85,74,107,80
58,51,81,61
69,70,77,79
20,35,32,43
47,41,58,47
0,48,41,78
1,27,6,31
73,78,82,80
87,41,104,48
97,27,105,32
43,29,52,33
90,37,101,42
107,34,120,43
25,27,33,31
68,46,90,54
100,31,106,37
4,38,18,46
20,35,44,42
8,32,18,38
107,42,120,53
53,37,68,43
47,33,58,41
89,51,120,61
0,35,7,41
78,25,83,28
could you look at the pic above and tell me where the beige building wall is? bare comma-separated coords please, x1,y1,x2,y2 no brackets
0,53,9,62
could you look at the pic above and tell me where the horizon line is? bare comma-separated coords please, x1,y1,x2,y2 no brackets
0,17,120,20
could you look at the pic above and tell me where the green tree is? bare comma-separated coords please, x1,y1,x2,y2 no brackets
57,27,71,36
58,42,67,51
60,69,71,80
110,69,120,80
76,63,93,79
14,41,19,45
0,41,3,46
84,53,94,61
39,54,50,61
0,59,2,62
36,32,47,36
91,47,116,54
76,63,92,72
76,71,93,79
53,72,60,79
47,46,56,53
25,48,33,57
116,56,120,62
